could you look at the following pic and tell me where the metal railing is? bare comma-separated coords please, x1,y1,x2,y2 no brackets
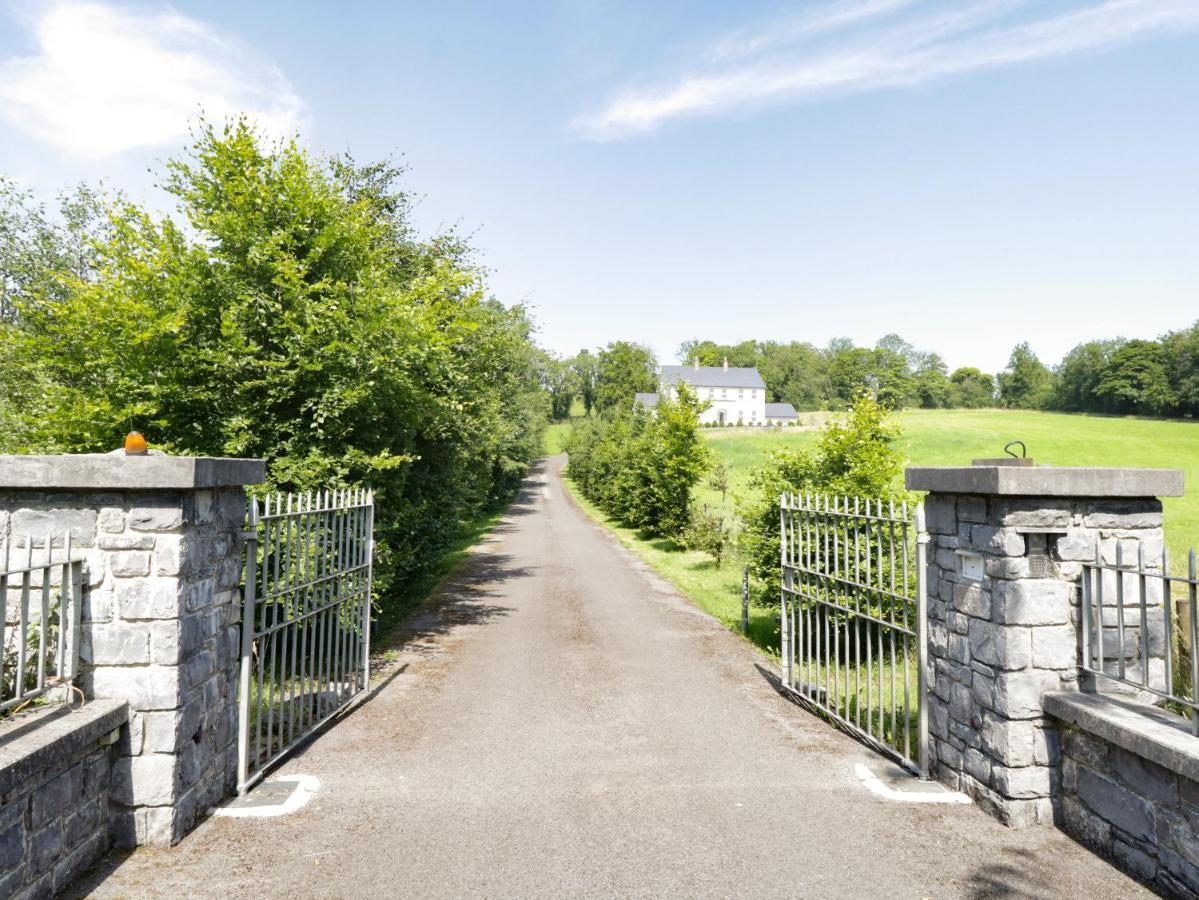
780,493,928,776
1,533,83,715
237,489,374,795
1081,541,1199,733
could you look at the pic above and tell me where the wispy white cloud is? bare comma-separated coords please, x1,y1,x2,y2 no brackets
0,0,304,157
574,0,1199,140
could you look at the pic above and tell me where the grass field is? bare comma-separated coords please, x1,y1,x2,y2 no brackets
697,409,1199,566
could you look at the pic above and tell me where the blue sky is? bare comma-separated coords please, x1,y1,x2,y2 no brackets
1,0,1197,373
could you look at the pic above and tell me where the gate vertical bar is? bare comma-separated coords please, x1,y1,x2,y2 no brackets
237,497,259,796
915,503,929,779
362,491,375,688
779,493,790,686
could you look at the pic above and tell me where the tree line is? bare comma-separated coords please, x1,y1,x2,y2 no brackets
674,329,1199,418
0,119,547,615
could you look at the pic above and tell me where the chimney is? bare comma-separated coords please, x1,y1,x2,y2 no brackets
722,357,729,372
693,357,699,371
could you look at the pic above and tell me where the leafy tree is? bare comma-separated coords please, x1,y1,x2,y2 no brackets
1163,322,1199,418
571,349,599,416
595,340,656,412
706,459,730,504
1052,340,1118,412
0,118,546,612
949,367,996,408
826,342,874,406
681,505,730,567
1095,339,1175,415
998,343,1055,409
756,341,828,410
913,353,951,408
543,355,577,421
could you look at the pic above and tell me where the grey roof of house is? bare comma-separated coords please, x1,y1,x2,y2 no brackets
765,403,798,418
634,392,660,408
660,365,766,389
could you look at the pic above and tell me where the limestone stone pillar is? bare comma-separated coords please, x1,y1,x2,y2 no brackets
906,463,1183,827
0,454,263,845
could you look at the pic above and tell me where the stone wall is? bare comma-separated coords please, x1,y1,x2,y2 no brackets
0,700,127,899
1049,691,1199,897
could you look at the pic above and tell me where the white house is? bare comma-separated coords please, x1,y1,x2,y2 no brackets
636,359,768,426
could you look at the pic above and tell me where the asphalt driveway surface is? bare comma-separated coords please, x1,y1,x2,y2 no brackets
73,455,1148,899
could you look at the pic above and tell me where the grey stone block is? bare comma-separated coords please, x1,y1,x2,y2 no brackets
0,817,25,869
994,579,1071,626
994,764,1051,800
111,754,178,807
31,764,83,829
29,823,62,875
953,582,990,618
993,670,1059,719
958,496,987,523
1031,625,1078,669
1111,745,1179,806
97,534,154,551
981,715,1036,767
970,622,1032,670
1112,840,1157,882
1061,794,1113,851
925,496,956,534
131,502,184,533
1078,766,1155,842
110,551,151,577
116,577,180,620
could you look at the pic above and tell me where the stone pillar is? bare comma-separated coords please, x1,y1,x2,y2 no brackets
0,454,263,845
905,464,1183,827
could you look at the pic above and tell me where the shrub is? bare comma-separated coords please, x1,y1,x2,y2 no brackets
681,505,729,567
738,393,908,600
565,384,710,536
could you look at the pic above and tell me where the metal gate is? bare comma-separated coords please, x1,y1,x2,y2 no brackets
237,489,374,794
779,492,929,776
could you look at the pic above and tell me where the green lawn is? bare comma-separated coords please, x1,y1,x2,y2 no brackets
697,409,1199,566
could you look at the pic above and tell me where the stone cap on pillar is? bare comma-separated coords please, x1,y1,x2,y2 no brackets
905,466,1184,498
0,454,265,490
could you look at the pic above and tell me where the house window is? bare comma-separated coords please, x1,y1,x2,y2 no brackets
721,389,727,398
738,389,743,399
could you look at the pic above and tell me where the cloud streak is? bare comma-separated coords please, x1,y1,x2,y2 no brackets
0,0,304,157
574,0,1199,140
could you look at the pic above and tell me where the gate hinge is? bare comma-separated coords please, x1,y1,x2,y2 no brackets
916,533,930,545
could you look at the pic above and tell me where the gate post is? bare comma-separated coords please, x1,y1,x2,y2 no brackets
907,463,1182,826
0,453,264,846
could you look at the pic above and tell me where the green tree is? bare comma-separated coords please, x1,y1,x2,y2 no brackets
1095,339,1175,415
913,352,951,408
595,340,656,412
1052,340,1119,412
543,355,577,421
0,118,546,611
1163,322,1199,418
998,343,1055,409
571,349,599,416
949,367,996,408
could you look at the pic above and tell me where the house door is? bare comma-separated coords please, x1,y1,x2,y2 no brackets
717,410,726,426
